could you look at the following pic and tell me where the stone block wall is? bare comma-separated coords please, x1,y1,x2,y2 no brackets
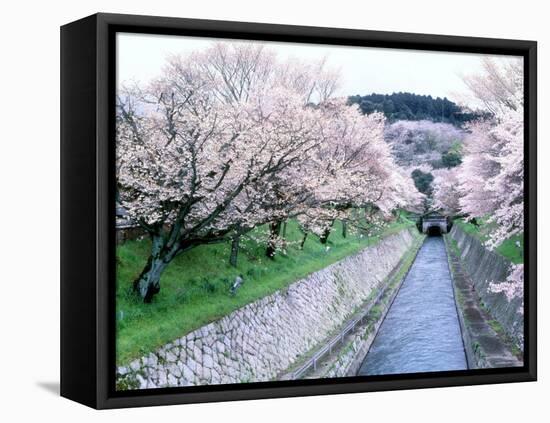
117,227,416,390
449,225,523,349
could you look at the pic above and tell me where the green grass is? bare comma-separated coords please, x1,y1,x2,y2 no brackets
453,219,523,264
495,235,524,264
116,217,415,365
487,319,504,334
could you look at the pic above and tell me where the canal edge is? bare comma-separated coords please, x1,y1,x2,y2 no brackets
350,233,427,375
443,233,522,369
279,230,426,380
443,234,474,369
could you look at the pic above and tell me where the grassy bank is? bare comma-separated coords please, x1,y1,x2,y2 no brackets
453,219,523,264
116,217,415,365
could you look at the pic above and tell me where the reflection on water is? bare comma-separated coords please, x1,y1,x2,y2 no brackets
358,236,467,376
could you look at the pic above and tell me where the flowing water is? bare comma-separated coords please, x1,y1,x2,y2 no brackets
358,236,467,375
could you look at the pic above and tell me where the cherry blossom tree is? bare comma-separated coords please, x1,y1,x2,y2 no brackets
175,43,343,260
432,168,462,215
384,120,465,168
456,57,524,309
117,50,326,301
458,65,524,248
117,43,423,302
297,100,423,245
490,264,524,315
264,101,387,252
461,57,523,116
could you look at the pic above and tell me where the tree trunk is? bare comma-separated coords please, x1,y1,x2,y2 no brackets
319,226,332,244
300,232,308,250
229,232,241,267
342,221,347,238
266,220,282,259
133,253,169,303
133,234,175,303
281,221,288,253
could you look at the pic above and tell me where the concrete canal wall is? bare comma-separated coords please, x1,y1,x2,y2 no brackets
448,226,524,351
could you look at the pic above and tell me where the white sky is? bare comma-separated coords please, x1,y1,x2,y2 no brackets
117,33,521,108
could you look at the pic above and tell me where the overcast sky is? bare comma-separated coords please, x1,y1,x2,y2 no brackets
117,33,521,107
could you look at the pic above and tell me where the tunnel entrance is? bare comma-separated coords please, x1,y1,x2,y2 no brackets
427,225,442,236
419,212,449,235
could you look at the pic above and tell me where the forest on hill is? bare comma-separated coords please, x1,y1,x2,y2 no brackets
348,92,487,125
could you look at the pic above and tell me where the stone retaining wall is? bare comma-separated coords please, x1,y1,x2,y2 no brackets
449,225,523,349
305,234,425,379
117,227,416,390
444,235,522,368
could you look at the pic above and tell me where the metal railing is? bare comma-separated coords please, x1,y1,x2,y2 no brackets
289,280,389,380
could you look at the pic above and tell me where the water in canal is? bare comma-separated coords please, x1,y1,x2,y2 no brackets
358,236,467,375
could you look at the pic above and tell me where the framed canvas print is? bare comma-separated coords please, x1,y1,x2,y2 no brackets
60,13,537,409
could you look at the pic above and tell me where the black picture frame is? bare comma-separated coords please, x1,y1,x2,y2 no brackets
60,12,537,409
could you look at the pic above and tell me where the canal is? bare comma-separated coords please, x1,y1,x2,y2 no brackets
358,235,468,375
